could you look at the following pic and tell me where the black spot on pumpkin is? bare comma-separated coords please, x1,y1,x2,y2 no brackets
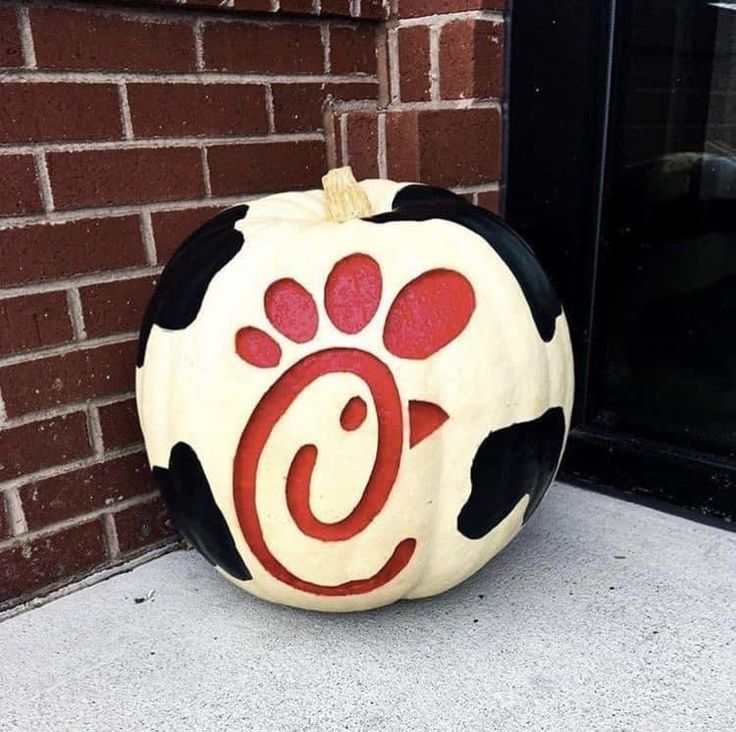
390,184,467,207
137,205,248,367
457,407,566,539
153,441,251,581
369,185,562,343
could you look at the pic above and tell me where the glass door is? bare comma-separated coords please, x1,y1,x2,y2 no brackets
506,0,736,524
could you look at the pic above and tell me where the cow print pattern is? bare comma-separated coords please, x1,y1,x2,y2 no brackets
153,442,251,581
137,205,248,367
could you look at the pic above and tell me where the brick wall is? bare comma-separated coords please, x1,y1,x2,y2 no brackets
0,0,506,611
329,0,505,212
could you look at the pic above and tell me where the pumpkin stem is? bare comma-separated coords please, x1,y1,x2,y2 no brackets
322,166,373,223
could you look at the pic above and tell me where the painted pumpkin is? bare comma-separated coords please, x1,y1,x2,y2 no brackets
136,168,574,612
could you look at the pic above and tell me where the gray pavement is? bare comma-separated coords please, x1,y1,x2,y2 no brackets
1,482,734,731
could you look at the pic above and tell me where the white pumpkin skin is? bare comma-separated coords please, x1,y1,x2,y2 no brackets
136,179,574,612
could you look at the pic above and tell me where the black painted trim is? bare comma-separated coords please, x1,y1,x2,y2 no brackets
137,205,248,367
562,428,736,528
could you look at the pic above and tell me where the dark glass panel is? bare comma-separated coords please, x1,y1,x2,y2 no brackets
591,0,736,457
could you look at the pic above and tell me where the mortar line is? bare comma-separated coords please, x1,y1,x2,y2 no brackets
102,512,120,559
0,444,145,494
321,25,331,74
330,98,501,115
452,181,501,194
65,288,88,341
193,18,205,71
0,489,159,551
0,193,260,230
86,404,105,455
5,488,28,536
0,331,136,369
16,7,36,69
200,148,213,197
117,83,134,140
32,151,55,212
265,83,276,134
139,211,158,265
0,266,165,301
0,131,325,154
377,113,387,178
396,11,504,27
0,71,379,84
5,0,372,30
429,25,441,102
387,27,401,104
0,392,135,431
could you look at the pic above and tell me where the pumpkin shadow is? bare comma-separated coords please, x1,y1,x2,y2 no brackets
216,487,570,634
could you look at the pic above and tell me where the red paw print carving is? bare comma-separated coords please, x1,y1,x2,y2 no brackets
233,254,475,596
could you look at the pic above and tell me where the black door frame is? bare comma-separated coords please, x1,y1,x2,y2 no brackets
505,0,735,527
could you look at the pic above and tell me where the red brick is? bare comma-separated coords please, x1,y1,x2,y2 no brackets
98,399,142,451
399,25,431,102
231,0,274,9
0,412,91,482
30,7,195,72
330,25,376,75
386,108,501,186
151,206,224,264
279,0,315,11
0,83,122,144
0,292,73,357
20,453,154,531
440,20,504,99
477,189,501,214
0,339,138,418
272,81,378,132
208,141,326,196
397,0,505,17
48,148,204,210
320,1,352,15
115,497,174,555
384,112,420,180
0,521,107,606
127,83,268,138
80,276,157,339
0,155,42,215
0,495,9,541
0,8,23,68
0,217,145,288
203,22,323,74
346,112,378,179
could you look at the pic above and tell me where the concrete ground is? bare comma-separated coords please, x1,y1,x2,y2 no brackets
1,482,734,731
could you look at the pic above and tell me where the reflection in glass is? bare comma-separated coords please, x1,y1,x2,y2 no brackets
594,0,736,457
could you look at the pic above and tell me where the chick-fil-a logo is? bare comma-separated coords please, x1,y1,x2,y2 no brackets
233,253,475,595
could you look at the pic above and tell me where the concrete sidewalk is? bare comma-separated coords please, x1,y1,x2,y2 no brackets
1,483,734,731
